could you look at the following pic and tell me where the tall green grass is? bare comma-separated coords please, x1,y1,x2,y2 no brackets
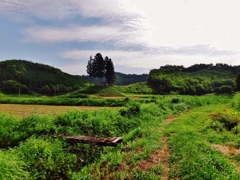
166,105,240,179
0,94,236,179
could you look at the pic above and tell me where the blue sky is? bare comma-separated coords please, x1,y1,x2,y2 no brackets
0,0,239,75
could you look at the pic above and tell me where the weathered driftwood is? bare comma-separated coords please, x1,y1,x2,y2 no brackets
61,136,122,147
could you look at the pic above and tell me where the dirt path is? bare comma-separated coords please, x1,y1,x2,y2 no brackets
159,116,176,179
135,115,176,179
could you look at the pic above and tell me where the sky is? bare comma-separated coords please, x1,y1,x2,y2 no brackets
0,0,240,75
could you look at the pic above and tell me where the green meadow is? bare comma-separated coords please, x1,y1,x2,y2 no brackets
0,91,239,179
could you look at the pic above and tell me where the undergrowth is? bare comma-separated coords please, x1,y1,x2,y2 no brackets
0,94,238,179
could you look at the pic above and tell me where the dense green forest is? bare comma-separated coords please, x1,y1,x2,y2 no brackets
0,60,87,95
1,60,240,96
81,72,148,86
148,63,240,95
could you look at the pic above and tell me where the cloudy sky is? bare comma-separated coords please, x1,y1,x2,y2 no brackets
0,0,239,75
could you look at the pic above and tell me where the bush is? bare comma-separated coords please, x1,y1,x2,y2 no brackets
0,150,30,179
216,85,233,94
14,137,77,179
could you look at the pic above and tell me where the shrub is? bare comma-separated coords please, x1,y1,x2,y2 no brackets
0,150,30,179
220,85,233,94
14,137,77,179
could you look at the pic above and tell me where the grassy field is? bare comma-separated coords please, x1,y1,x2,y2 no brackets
0,92,239,179
0,104,117,117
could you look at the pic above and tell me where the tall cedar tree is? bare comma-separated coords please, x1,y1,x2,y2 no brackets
86,53,116,85
86,56,94,83
92,53,105,83
105,56,115,85
237,73,240,91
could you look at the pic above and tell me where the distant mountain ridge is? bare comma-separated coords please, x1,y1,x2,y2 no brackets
81,72,148,85
0,59,87,94
1,60,239,96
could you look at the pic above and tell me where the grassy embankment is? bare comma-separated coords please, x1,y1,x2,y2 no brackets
165,93,240,179
0,84,153,107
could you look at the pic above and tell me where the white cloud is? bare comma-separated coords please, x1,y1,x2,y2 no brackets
129,0,240,52
1,0,240,75
23,26,121,43
0,0,144,22
59,49,240,75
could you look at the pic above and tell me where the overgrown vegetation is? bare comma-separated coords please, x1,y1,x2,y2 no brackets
1,60,240,179
165,93,240,179
0,93,239,179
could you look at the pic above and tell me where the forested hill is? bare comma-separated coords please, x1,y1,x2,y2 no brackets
0,60,87,94
81,72,148,85
148,63,240,95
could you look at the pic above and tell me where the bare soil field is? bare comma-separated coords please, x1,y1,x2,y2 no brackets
0,104,116,117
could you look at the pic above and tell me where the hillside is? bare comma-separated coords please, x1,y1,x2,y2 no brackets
0,60,87,95
148,63,240,95
81,72,148,85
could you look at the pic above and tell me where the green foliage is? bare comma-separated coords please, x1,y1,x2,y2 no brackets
0,80,29,94
0,95,127,107
148,64,239,95
0,59,86,95
13,137,77,179
64,85,123,97
0,113,20,148
215,85,233,94
132,169,159,180
119,101,140,117
86,53,115,85
0,94,238,179
0,150,30,180
82,72,148,86
116,82,155,94
231,93,240,110
105,56,115,85
86,56,94,82
209,109,240,133
236,72,240,91
166,106,240,179
0,113,55,148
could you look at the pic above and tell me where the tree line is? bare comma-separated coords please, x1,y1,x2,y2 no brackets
0,60,86,95
81,72,148,86
86,53,115,85
148,63,240,95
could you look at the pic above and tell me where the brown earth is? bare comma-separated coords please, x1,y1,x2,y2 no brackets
0,104,117,117
211,144,240,156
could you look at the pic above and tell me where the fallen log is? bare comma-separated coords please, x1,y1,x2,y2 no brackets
61,136,123,147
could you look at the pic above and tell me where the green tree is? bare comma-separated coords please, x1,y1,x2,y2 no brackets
219,85,233,94
0,80,28,94
105,56,115,85
92,53,105,84
86,56,94,83
236,73,240,91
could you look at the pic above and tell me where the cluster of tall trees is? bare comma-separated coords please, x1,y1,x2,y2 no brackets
148,64,240,95
86,53,115,85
